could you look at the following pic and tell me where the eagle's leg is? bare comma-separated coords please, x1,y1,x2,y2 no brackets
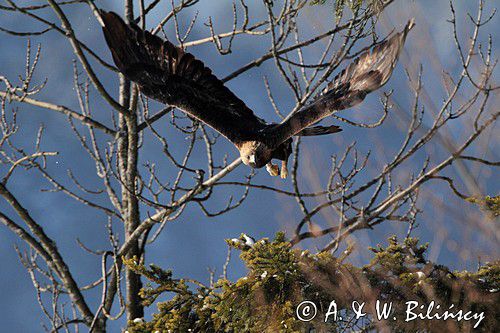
266,162,280,177
280,160,288,179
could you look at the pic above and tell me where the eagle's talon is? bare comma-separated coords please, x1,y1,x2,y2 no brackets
280,161,288,179
266,163,280,177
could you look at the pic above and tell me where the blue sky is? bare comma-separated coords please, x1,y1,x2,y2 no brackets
0,0,498,331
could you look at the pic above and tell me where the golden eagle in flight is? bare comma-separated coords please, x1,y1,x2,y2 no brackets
101,12,414,178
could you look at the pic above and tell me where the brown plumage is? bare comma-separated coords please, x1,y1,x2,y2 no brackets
101,12,414,178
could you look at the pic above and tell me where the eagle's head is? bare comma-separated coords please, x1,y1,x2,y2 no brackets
239,141,273,168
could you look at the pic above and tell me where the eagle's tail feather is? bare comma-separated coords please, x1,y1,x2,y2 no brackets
297,125,342,136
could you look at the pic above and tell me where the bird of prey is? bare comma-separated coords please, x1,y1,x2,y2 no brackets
101,12,414,178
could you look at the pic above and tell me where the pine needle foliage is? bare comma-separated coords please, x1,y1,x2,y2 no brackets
124,234,499,332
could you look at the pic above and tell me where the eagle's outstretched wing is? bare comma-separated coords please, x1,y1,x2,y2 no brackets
101,11,266,145
266,19,415,147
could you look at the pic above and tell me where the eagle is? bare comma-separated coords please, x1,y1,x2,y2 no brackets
101,12,414,178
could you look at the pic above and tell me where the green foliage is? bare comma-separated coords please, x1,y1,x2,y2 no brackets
125,235,499,332
467,195,500,217
367,235,428,275
309,0,380,22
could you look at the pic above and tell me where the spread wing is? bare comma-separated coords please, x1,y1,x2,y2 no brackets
101,11,266,145
265,19,415,148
